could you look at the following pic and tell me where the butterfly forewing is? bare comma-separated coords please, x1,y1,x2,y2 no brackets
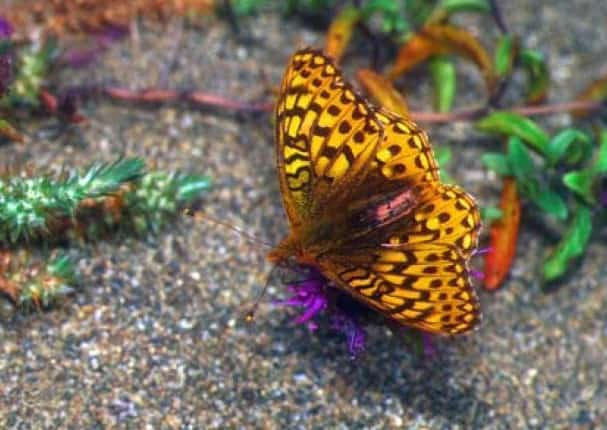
372,109,440,185
275,49,384,226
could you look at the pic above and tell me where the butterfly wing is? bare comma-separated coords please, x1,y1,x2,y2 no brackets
273,48,481,334
370,108,440,186
275,48,384,227
390,183,481,260
321,183,481,334
325,242,480,334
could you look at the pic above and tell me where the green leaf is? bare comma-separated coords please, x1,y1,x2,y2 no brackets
481,152,511,176
562,130,607,204
434,146,455,183
543,205,592,282
593,129,607,174
176,175,213,202
48,254,78,284
231,0,271,15
429,55,456,112
533,188,568,220
0,39,12,56
546,128,592,166
481,205,503,221
2,40,57,107
476,111,550,154
361,0,410,35
434,146,452,167
520,48,550,104
80,158,145,197
563,169,595,204
494,34,515,77
438,0,490,14
507,136,535,181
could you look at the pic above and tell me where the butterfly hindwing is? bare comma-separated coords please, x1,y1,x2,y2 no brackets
393,183,481,260
321,180,481,333
323,242,480,334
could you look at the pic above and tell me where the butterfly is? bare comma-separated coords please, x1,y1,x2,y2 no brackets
267,48,481,335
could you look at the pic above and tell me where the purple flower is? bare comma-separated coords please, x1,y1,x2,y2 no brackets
274,270,367,357
421,332,437,359
61,26,128,68
273,269,443,359
0,17,13,39
276,278,328,330
470,269,485,281
330,311,366,357
600,184,607,208
0,53,11,96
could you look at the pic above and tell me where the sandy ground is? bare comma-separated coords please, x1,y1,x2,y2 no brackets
0,1,606,428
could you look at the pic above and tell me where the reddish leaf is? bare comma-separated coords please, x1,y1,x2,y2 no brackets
324,6,360,63
39,89,88,124
356,68,409,117
387,24,496,94
39,89,59,111
484,178,521,290
386,31,437,79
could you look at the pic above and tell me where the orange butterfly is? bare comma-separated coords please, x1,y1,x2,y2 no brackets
267,48,481,335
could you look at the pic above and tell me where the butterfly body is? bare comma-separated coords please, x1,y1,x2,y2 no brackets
270,48,481,335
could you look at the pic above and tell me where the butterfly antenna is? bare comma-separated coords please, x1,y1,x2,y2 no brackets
244,264,281,322
184,209,272,248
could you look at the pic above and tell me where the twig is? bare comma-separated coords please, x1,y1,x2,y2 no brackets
186,91,273,112
409,106,487,123
506,100,603,116
102,86,274,113
409,100,604,123
45,84,605,121
488,0,509,34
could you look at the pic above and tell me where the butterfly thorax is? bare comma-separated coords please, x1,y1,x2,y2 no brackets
266,217,348,266
267,187,421,266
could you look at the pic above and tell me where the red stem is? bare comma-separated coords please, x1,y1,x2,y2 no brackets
62,85,606,120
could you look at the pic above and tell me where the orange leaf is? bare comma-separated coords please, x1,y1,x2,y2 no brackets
356,68,409,117
387,24,496,94
484,178,521,290
0,120,24,143
324,6,360,63
0,250,18,301
577,73,607,101
573,73,607,117
0,277,18,302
